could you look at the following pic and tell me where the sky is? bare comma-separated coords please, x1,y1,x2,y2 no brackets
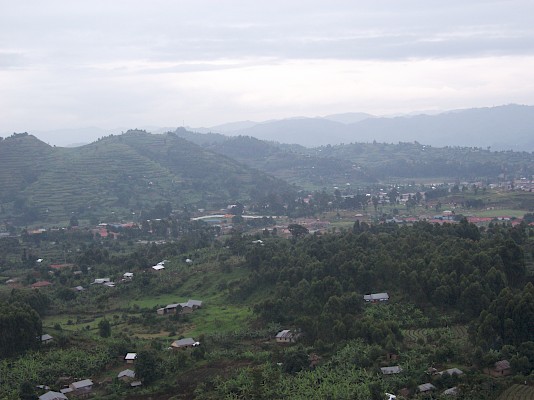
1,0,534,136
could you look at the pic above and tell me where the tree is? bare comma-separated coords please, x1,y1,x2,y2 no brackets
98,319,111,338
69,215,79,227
288,224,309,239
282,347,309,374
0,302,42,357
135,349,161,384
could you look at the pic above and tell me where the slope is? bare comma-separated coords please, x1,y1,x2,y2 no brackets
0,131,294,224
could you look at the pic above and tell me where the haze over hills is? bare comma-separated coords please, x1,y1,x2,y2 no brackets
6,104,533,151
196,104,534,151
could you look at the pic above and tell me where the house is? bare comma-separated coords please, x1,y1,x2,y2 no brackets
41,334,53,344
157,303,180,315
130,381,142,388
124,353,137,363
488,360,511,377
152,265,165,271
185,299,203,309
69,379,93,397
92,278,110,284
32,281,53,289
50,263,74,270
123,272,134,279
381,366,402,375
439,367,463,376
117,369,136,381
418,383,436,393
275,330,299,343
179,299,203,313
443,387,459,396
171,337,199,349
39,391,68,400
363,292,389,302
157,300,203,315
74,285,85,292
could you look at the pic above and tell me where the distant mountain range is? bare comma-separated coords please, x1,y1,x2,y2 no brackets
8,104,533,151
193,105,534,151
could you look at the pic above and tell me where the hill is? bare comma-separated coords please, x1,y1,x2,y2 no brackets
202,105,534,151
0,131,294,224
172,129,534,189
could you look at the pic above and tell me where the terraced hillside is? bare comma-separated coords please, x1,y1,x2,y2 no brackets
0,131,293,224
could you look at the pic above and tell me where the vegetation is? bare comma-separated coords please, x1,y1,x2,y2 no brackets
0,129,533,399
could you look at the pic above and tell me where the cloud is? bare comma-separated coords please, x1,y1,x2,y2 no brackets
1,0,534,132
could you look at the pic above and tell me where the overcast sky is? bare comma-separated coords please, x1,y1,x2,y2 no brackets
1,0,534,135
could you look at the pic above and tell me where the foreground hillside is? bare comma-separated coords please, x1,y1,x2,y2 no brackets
0,132,294,224
0,219,532,399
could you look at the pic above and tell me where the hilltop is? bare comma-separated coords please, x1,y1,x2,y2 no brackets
0,131,294,224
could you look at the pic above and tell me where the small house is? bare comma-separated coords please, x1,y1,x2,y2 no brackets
152,265,165,271
117,369,136,381
443,387,459,396
39,391,68,400
438,367,463,376
488,360,511,377
130,381,142,388
32,281,53,289
124,353,137,363
381,366,402,375
69,379,93,397
123,272,134,279
363,292,389,302
171,337,199,349
275,330,298,343
92,278,110,284
179,299,203,313
41,334,53,344
417,383,436,393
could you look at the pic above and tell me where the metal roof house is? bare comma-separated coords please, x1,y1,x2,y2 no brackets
438,367,463,376
380,366,402,375
69,379,93,397
124,352,137,363
275,330,299,343
41,334,53,344
118,369,136,380
418,383,436,393
39,391,68,400
171,337,199,349
363,293,389,302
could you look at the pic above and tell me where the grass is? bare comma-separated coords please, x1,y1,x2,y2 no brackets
474,209,528,218
182,305,253,337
